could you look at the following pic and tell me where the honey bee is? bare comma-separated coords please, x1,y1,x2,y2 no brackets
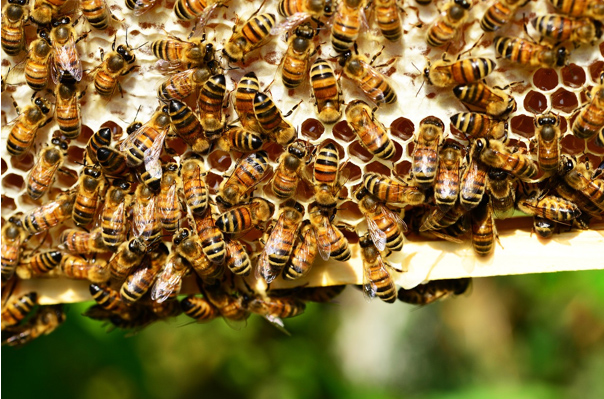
174,228,222,281
420,201,466,231
331,0,366,53
426,0,472,48
151,253,192,303
313,142,348,211
202,284,249,327
453,82,517,118
193,209,227,265
533,216,555,238
282,23,316,89
494,36,568,68
223,12,276,63
435,143,462,210
59,227,107,254
101,180,132,249
548,0,604,20
22,191,75,235
559,157,604,211
450,112,508,142
271,141,310,200
310,58,342,124
89,284,131,314
362,172,426,206
480,0,527,32
356,188,407,252
167,99,210,153
234,72,262,133
96,146,130,177
359,233,396,303
49,17,84,84
1,0,28,56
174,0,227,23
475,138,538,181
25,138,66,200
224,240,251,276
151,35,215,69
276,0,334,30
17,250,63,278
296,285,346,302
218,151,270,207
531,15,600,45
216,126,265,152
308,205,351,261
374,0,403,41
30,0,67,26
253,92,297,145
156,163,182,232
339,47,397,105
459,141,487,211
1,218,28,281
572,73,603,140
132,184,161,250
197,74,227,141
181,158,209,216
126,0,158,15
242,294,306,328
54,83,84,138
2,305,65,347
346,100,395,160
486,169,515,219
181,295,220,322
397,278,471,305
258,202,305,284
120,245,167,304
533,113,562,173
412,116,444,188
108,237,146,280
215,197,275,234
94,35,140,98
72,167,104,226
86,127,112,164
6,96,52,156
61,255,109,283
470,198,496,256
157,66,216,102
554,180,603,219
24,32,53,91
81,0,111,30
424,57,496,88
518,191,582,223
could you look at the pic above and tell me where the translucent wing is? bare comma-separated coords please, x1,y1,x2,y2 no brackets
366,215,387,252
150,260,187,303
270,13,311,36
193,3,221,33
132,0,158,16
256,215,286,283
143,127,169,179
118,122,144,151
314,217,332,261
336,162,351,191
362,254,391,302
381,204,408,232
492,204,515,220
157,69,196,100
132,197,156,238
363,63,386,104
256,248,273,283
419,207,446,232
430,230,465,244
51,35,82,84
264,314,291,335
159,183,179,221
297,228,318,274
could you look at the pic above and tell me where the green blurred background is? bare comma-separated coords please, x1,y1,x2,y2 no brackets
3,271,604,399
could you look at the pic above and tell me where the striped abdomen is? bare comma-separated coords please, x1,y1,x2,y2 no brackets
195,215,226,263
26,251,63,275
358,67,397,104
331,3,362,52
376,0,402,41
174,0,207,20
101,202,127,248
471,201,494,256
254,93,285,133
241,13,276,47
480,1,515,32
82,0,110,30
120,261,160,304
1,293,37,328
225,240,251,276
181,296,220,322
573,101,604,140
460,160,487,210
450,58,495,84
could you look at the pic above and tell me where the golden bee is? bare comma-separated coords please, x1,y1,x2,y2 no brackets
26,138,67,200
101,180,132,249
157,66,216,102
96,146,130,177
86,127,112,164
61,255,109,283
434,143,462,210
253,92,297,145
359,233,397,303
480,0,527,32
486,169,515,219
453,82,517,118
223,12,276,63
555,180,603,219
548,0,604,20
2,293,38,329
181,158,209,216
424,57,496,87
202,284,249,327
362,172,425,206
218,151,271,207
346,100,395,160
1,218,27,282
356,188,406,252
181,295,220,323
174,0,227,22
167,99,210,153
258,202,305,284
234,72,262,133
559,157,604,211
151,253,192,303
310,58,342,124
420,201,466,232
533,216,555,239
49,17,85,84
216,126,265,152
1,0,28,56
81,0,112,30
460,140,488,210
470,198,496,256
224,240,251,276
54,83,84,139
412,116,444,188
308,204,351,261
271,141,310,200
120,244,167,304
94,35,141,98
24,32,53,91
173,228,222,281
450,112,508,142
157,163,183,232
493,36,568,68
108,237,146,280
296,285,346,302
531,15,599,45
193,208,227,264
283,226,319,283
517,191,582,223
132,184,161,250
282,23,316,89
17,250,63,278
215,197,275,234
475,138,538,181
331,0,366,53
151,35,215,69
276,0,334,29
30,0,68,26
313,142,348,211
197,74,227,141
126,0,159,16
397,278,471,305
572,73,603,140
2,305,65,347
534,113,561,173
242,294,306,328
6,96,53,156
22,191,75,235
374,0,403,41
59,227,107,254
72,167,104,227
426,0,472,48
89,283,131,314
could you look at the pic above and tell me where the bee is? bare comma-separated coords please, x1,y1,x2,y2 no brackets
412,116,444,188
597,129,604,148
296,285,346,302
559,157,604,211
453,82,517,118
253,92,297,145
223,12,276,63
397,278,471,305
257,202,305,284
181,296,220,322
494,36,568,68
81,0,111,30
120,243,168,304
197,74,227,141
308,205,351,261
6,96,52,156
151,253,192,303
53,83,84,139
49,17,84,84
346,100,395,160
61,255,109,283
419,201,466,231
217,151,270,207
531,15,600,45
471,198,496,256
517,191,581,223
24,32,53,91
22,191,75,235
59,227,107,254
72,167,104,227
533,216,555,238
216,126,265,152
234,72,262,133
86,127,112,164
572,73,603,140
277,0,334,25
214,197,275,234
174,0,227,22
108,237,146,280
486,169,515,219
533,113,561,173
126,0,158,15
475,138,538,181
450,112,508,142
17,250,63,278
356,188,406,252
459,140,488,210
30,0,68,26
101,180,132,249
151,35,215,69
555,180,603,219
156,163,182,232
157,66,216,102
426,0,472,48
282,23,316,89
1,0,28,56
96,146,130,177
1,218,27,282
310,58,342,124
202,284,249,326
242,294,306,327
94,36,140,98
424,57,496,88
181,158,209,216
173,228,222,281
132,184,161,250
193,209,227,265
283,221,317,280
224,240,251,276
313,142,348,211
26,138,66,200
359,233,396,303
339,47,397,105
480,0,527,32
435,143,462,210
362,172,426,206
89,284,130,314
375,0,403,41
271,141,310,200
548,0,604,20
2,305,65,347
331,0,366,53
167,99,210,153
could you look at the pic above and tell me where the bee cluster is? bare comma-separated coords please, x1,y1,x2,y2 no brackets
1,0,603,346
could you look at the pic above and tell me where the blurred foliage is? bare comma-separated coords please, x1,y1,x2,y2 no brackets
3,270,604,399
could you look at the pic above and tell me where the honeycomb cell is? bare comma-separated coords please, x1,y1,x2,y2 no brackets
589,61,604,82
365,161,391,176
560,116,568,134
510,115,535,139
507,138,528,153
205,172,223,195
2,173,24,191
76,125,95,145
166,137,188,156
349,140,373,162
67,146,86,165
301,118,325,140
264,142,285,162
1,158,6,175
533,68,558,91
392,141,404,163
551,88,578,113
340,162,362,182
10,152,35,172
57,168,78,187
1,195,16,212
390,117,415,141
208,150,232,172
338,200,363,223
341,228,359,245
561,134,586,155
395,160,412,177
100,120,123,140
587,137,604,155
333,120,355,142
561,64,586,89
523,90,548,114
407,141,415,157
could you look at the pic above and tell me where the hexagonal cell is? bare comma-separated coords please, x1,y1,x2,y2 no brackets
395,160,412,177
340,227,359,245
560,134,586,155
263,142,284,163
333,120,356,142
407,141,415,157
510,115,535,139
75,125,95,145
166,137,188,156
208,150,232,172
67,145,85,165
391,141,404,163
523,90,548,114
1,158,6,175
338,200,363,223
390,117,415,141
349,140,373,162
341,162,362,183
533,68,558,91
589,61,604,82
2,173,24,191
57,168,78,187
587,137,604,155
1,195,16,212
364,160,391,176
205,172,223,195
301,118,325,140
551,88,578,113
559,116,568,134
561,64,586,89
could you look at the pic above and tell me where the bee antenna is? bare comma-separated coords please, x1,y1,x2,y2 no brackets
410,62,421,73
415,79,425,98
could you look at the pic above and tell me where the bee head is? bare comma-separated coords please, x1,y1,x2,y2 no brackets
204,43,215,62
338,50,352,67
173,229,190,245
555,47,568,67
358,234,373,248
84,166,101,179
34,97,51,114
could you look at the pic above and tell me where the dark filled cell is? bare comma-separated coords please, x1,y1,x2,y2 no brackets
407,141,415,157
523,90,548,114
349,140,373,162
507,138,527,152
57,168,78,187
67,146,86,165
560,116,568,134
340,227,359,245
76,125,95,145
551,88,578,113
510,115,535,139
561,64,586,89
264,142,285,162
587,136,604,155
339,200,363,222
1,158,7,175
365,160,391,176
301,118,325,140
395,160,412,177
561,134,586,155
341,162,362,182
333,120,356,142
208,150,232,172
533,68,558,91
10,152,34,172
589,61,604,82
1,195,16,211
390,117,415,141
391,141,404,163
2,173,24,191
166,137,188,156
205,172,223,195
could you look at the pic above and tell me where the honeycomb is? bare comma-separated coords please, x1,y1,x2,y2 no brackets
1,0,604,316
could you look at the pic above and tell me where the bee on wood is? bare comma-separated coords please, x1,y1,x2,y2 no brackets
359,233,397,303
26,138,67,200
346,100,395,160
1,0,28,56
5,95,53,156
223,12,276,63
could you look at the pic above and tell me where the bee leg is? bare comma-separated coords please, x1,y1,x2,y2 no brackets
283,100,303,118
76,31,90,45
10,95,20,114
78,86,88,100
369,46,386,66
99,48,105,62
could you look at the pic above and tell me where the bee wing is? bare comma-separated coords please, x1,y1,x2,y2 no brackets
133,0,158,16
362,256,388,302
362,62,387,104
256,248,274,283
157,69,194,99
419,207,446,232
380,204,408,232
51,35,82,84
159,183,179,220
366,215,388,252
430,230,465,244
337,162,351,190
150,263,185,303
221,313,249,331
492,205,515,220
257,218,286,283
299,228,318,267
270,13,311,36
143,127,169,179
264,314,291,336
119,122,144,150
315,219,334,261
132,198,156,238
194,3,221,32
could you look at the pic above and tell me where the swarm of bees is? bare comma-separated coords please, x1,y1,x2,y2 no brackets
1,0,603,346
